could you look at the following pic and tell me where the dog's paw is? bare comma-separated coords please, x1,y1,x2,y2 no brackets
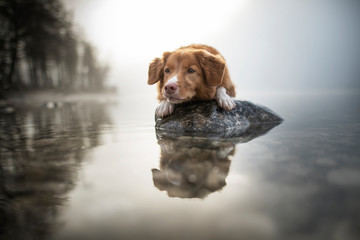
156,100,174,117
216,87,236,110
217,95,235,110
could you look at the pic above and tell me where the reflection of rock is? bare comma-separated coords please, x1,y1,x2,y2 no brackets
155,100,283,138
152,119,281,199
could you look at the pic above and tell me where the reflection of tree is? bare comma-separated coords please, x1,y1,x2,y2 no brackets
152,123,282,199
0,0,109,93
0,102,112,240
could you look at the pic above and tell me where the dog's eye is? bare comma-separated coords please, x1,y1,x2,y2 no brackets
187,68,195,73
164,68,170,73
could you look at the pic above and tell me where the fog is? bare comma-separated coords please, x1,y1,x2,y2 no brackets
2,1,360,239
64,0,360,94
220,0,360,91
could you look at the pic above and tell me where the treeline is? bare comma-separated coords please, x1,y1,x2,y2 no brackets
0,0,109,93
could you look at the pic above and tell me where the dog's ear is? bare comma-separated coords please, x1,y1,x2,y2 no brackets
148,52,171,85
197,50,226,86
151,168,170,191
148,58,163,85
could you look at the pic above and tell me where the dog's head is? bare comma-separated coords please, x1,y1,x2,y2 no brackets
148,49,226,103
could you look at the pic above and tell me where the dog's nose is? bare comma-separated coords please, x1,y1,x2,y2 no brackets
164,83,178,94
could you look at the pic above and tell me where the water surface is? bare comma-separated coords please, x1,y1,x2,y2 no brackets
0,91,359,240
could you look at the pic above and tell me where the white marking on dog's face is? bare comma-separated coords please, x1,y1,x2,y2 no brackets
167,76,178,84
163,75,184,103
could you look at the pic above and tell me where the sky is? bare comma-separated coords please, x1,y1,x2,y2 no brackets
63,0,360,94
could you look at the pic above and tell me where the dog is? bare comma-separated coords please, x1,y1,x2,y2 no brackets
148,44,236,117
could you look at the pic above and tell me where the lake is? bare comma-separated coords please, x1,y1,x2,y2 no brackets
0,90,359,240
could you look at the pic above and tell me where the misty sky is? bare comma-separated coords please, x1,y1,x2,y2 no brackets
63,0,360,93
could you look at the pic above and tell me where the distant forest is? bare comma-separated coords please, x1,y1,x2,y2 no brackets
0,0,109,94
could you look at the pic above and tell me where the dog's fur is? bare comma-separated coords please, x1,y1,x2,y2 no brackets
148,44,236,117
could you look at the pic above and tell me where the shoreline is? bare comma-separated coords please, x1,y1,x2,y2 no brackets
0,90,119,110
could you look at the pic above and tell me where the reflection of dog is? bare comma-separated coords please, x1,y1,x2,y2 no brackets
152,137,235,199
148,44,236,117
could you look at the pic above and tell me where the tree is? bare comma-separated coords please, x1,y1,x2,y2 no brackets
0,0,109,94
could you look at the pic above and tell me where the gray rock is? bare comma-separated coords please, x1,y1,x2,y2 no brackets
155,100,283,138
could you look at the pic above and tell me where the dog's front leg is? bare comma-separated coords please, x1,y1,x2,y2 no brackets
156,100,174,117
215,87,236,110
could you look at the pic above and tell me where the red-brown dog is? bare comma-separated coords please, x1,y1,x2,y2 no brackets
148,44,236,117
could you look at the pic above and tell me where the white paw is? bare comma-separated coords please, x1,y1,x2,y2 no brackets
216,87,236,110
156,100,174,117
217,94,235,110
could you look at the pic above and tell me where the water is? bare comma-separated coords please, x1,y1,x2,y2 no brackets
0,91,359,240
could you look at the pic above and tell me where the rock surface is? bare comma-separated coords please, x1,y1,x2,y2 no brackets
155,100,283,138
